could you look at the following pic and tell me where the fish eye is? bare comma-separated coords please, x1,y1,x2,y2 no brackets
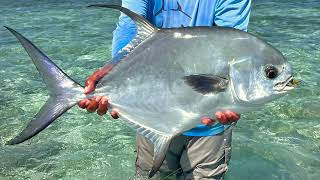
265,65,278,79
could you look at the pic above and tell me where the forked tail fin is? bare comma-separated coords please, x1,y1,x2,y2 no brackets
5,27,85,145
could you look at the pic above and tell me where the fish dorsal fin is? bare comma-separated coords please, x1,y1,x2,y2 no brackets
88,4,157,60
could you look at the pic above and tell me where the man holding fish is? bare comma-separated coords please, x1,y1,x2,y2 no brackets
79,0,251,179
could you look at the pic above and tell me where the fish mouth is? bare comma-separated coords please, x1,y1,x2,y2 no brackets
274,76,299,92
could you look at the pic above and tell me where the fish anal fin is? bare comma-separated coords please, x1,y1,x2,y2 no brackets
113,111,176,178
148,134,174,178
183,74,229,94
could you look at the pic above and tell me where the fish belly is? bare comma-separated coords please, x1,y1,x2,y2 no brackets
94,31,238,135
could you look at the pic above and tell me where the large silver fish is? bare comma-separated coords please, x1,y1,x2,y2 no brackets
5,5,298,178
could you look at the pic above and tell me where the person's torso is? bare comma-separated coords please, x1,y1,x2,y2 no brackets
144,0,225,136
146,0,218,28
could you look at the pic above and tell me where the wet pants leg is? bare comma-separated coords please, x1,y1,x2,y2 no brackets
134,125,235,180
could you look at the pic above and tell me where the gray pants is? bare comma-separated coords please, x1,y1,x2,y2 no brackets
134,125,235,180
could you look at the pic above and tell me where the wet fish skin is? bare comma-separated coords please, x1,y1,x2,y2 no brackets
96,26,293,134
5,5,296,178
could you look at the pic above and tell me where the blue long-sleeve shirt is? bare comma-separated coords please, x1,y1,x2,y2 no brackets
112,0,251,136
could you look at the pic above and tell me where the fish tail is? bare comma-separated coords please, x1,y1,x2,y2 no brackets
5,26,85,145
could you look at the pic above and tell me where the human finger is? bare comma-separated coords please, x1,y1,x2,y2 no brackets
84,83,95,94
78,99,89,109
224,111,240,122
224,111,233,121
229,111,240,122
201,117,215,126
86,100,99,113
97,96,109,116
94,96,102,102
215,111,228,124
110,109,119,119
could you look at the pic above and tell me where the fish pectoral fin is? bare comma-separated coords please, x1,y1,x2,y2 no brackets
149,134,175,178
183,74,229,94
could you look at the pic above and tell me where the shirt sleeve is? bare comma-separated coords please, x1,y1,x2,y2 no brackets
112,0,148,59
214,0,251,32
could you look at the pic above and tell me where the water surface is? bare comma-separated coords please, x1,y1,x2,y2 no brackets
0,0,319,179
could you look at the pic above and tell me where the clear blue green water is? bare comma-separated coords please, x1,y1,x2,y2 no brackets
0,0,319,179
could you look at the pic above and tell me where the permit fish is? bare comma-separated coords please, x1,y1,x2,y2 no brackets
5,5,298,178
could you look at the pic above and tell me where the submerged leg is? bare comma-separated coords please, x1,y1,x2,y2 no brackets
135,134,188,179
180,124,236,179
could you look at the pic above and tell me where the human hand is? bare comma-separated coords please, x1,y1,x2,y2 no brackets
84,64,113,94
79,96,119,118
79,64,119,118
201,111,240,126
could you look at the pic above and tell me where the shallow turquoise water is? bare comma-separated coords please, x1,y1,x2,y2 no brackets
0,0,319,179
